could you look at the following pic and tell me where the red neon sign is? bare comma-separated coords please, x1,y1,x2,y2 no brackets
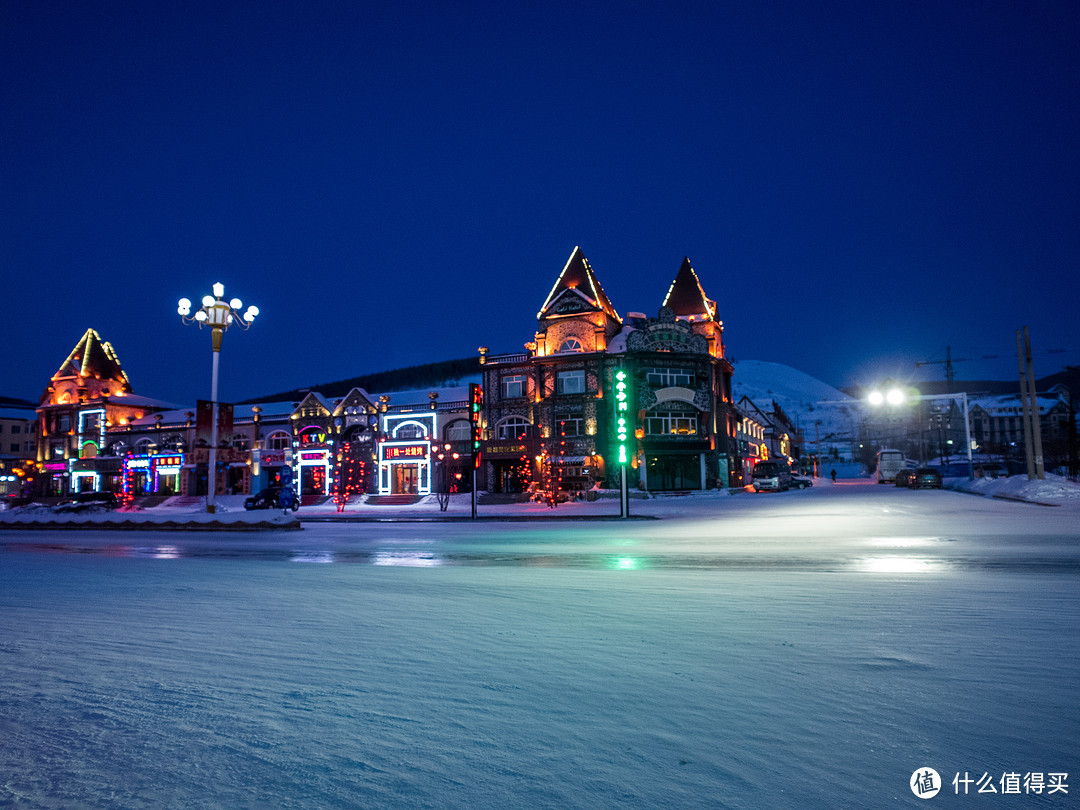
384,444,428,461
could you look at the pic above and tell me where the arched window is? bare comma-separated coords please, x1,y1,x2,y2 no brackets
343,424,369,442
161,434,186,453
393,421,427,440
266,431,292,450
559,337,584,353
497,416,531,441
445,419,471,442
134,438,155,455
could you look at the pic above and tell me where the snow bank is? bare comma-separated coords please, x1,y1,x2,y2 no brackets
952,473,1080,504
0,499,301,529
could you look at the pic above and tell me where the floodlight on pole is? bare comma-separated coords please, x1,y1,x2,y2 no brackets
866,383,974,480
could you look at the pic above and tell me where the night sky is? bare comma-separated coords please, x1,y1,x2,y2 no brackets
3,1,1078,406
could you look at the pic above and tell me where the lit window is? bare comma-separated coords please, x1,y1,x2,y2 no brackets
446,420,471,442
556,369,585,395
558,337,584,353
267,431,292,450
501,375,526,399
645,405,699,436
497,416,531,441
555,414,583,436
394,422,426,440
645,367,694,387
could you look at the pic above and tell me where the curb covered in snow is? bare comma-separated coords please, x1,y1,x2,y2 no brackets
0,516,302,531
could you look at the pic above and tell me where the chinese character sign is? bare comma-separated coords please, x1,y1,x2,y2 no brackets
470,383,483,469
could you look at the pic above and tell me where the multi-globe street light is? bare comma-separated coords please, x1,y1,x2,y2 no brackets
866,384,974,480
178,283,259,513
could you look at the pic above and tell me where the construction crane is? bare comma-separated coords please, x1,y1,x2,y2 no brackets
916,346,1000,391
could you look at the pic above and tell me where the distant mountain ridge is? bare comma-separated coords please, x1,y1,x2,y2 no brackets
730,359,857,446
240,357,481,404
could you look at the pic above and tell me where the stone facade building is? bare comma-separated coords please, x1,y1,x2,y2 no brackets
480,247,736,495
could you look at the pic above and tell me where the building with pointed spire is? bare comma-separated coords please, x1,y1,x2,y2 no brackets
36,329,178,495
481,248,737,495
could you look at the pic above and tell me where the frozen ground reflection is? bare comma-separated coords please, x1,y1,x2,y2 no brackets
3,539,1079,574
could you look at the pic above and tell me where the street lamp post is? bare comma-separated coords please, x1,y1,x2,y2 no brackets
867,385,974,480
178,283,259,513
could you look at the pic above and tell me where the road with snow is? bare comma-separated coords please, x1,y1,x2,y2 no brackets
2,482,1077,807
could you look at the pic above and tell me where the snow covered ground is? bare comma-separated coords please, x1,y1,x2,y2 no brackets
1,482,1077,808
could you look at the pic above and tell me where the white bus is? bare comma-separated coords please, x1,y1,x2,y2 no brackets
875,449,905,484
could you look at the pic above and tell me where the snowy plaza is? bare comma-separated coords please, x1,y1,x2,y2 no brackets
1,480,1078,808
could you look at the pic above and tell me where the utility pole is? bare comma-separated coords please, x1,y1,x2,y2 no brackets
1016,330,1036,479
1023,327,1046,479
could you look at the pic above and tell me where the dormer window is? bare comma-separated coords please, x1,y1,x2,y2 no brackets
558,337,584,353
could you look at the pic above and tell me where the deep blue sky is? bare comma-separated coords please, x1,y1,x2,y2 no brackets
3,0,1078,405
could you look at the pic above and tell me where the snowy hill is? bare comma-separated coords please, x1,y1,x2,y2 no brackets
731,359,858,453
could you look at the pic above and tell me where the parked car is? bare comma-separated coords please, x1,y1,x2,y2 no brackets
911,468,943,489
790,475,813,490
56,491,119,512
752,460,792,492
894,469,915,488
977,463,1009,480
245,487,281,510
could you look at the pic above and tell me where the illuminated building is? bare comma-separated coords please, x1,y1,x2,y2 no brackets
35,329,177,496
481,248,738,494
0,400,38,500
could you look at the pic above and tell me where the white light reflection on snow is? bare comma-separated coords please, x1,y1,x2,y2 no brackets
372,551,442,567
291,551,334,564
865,536,941,549
858,556,943,574
151,546,181,559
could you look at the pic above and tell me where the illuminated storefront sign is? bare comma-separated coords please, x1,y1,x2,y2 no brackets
297,449,331,496
378,440,432,496
384,444,428,461
299,427,328,445
121,453,187,496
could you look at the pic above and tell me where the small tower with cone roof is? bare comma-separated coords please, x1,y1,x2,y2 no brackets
534,246,622,356
661,257,725,358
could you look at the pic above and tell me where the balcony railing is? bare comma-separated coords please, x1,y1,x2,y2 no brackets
484,353,530,365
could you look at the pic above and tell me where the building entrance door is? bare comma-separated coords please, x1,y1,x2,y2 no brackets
394,465,419,494
301,465,326,496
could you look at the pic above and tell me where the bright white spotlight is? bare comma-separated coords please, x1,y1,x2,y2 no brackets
886,388,905,406
868,390,885,406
